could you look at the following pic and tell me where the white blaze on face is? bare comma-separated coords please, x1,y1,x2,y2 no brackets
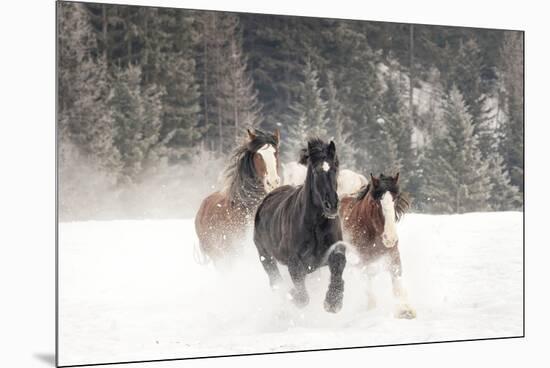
322,161,330,172
380,191,398,248
257,144,280,192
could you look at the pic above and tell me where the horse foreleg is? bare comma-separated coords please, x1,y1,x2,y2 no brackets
288,256,309,308
388,248,416,319
256,243,283,289
324,243,346,313
364,265,377,310
261,255,283,289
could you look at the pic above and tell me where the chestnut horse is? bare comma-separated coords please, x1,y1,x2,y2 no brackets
195,129,281,264
339,173,416,319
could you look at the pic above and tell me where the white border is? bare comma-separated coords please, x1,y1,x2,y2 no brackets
2,1,547,367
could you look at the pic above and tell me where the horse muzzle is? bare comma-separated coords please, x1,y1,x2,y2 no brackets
264,176,281,193
382,234,398,248
323,211,338,219
322,201,339,219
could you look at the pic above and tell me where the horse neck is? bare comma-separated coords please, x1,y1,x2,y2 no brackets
358,193,383,232
231,152,265,209
300,164,322,217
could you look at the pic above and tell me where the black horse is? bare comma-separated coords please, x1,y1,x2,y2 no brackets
253,138,346,313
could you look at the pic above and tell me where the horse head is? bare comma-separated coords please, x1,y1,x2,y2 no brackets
368,172,402,248
301,138,340,219
247,128,281,193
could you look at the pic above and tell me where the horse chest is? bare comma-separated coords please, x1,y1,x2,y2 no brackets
228,202,254,224
284,222,336,270
345,216,374,243
343,216,380,258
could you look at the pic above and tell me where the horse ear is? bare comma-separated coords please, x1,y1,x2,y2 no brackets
394,172,400,183
298,148,309,166
370,173,379,187
273,128,280,145
247,128,256,141
328,140,336,158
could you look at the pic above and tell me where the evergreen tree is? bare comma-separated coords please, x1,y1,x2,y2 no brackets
448,38,487,119
111,65,164,183
157,53,201,162
240,15,326,132
140,7,191,86
85,3,124,67
420,86,492,213
84,3,141,68
486,152,521,211
69,56,121,172
140,83,165,168
416,67,445,139
372,120,402,175
220,35,263,146
58,2,98,129
196,12,262,154
57,3,523,219
370,68,415,186
284,60,328,160
58,2,120,173
447,38,494,157
327,22,381,169
499,32,524,192
325,72,357,169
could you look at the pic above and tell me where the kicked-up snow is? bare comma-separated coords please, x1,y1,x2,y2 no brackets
58,212,523,366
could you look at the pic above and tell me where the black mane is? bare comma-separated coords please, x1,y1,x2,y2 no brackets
298,138,339,167
355,183,371,201
222,129,278,209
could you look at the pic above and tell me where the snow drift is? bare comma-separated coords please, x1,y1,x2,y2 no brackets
58,212,523,366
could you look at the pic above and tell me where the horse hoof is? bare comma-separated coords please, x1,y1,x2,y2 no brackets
395,305,416,319
324,298,342,313
288,289,309,308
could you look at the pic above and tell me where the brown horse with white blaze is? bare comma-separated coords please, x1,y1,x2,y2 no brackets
195,129,281,264
339,172,416,319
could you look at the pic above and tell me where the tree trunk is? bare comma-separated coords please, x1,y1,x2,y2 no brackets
142,10,149,84
456,186,460,214
213,15,223,155
218,105,223,155
232,51,239,144
102,5,108,60
234,93,239,144
126,9,133,67
409,24,416,149
203,19,209,142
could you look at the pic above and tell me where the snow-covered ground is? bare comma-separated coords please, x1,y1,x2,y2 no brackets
58,212,523,366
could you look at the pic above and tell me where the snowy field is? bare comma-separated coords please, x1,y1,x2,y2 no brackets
58,212,523,366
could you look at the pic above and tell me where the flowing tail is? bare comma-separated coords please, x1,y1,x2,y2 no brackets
193,240,211,265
